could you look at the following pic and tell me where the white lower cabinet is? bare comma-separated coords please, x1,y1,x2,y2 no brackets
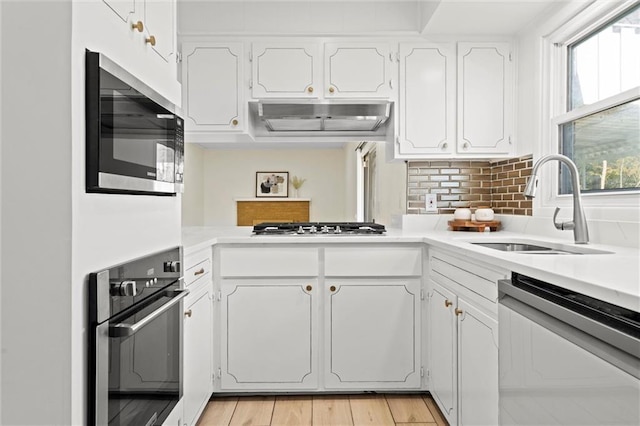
183,286,213,426
324,279,422,389
182,248,214,426
215,244,425,393
428,249,506,426
457,297,499,426
220,279,319,390
429,283,457,423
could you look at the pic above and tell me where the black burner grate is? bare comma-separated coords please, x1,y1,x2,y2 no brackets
252,222,386,235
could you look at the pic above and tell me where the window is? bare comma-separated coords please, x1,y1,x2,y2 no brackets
556,3,640,195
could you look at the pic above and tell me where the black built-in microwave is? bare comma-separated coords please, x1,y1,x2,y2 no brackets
85,50,184,195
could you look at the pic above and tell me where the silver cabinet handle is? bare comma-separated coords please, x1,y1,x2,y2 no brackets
109,289,189,337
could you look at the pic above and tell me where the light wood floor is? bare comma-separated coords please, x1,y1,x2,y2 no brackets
197,394,448,426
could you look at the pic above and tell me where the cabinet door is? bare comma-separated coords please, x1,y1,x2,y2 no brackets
220,280,318,390
183,289,213,426
324,43,392,98
457,297,499,426
252,43,320,98
102,0,135,23
182,42,244,132
428,283,457,426
457,42,512,154
325,279,421,389
142,0,176,62
397,43,455,158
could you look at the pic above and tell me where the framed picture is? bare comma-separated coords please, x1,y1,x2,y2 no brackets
256,171,289,198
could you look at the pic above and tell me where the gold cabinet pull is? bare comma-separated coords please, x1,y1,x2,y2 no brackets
307,86,314,93
146,35,156,46
306,285,313,291
185,309,192,318
455,308,463,316
330,285,336,292
194,268,205,276
328,86,335,94
131,21,144,32
231,119,239,126
444,300,453,308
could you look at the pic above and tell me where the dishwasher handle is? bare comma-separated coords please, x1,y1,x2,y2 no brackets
499,278,640,361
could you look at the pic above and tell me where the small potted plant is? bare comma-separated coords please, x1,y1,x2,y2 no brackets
290,176,306,198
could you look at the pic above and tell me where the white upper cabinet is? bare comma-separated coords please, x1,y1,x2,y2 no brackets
394,41,514,160
142,0,176,62
102,0,176,63
396,43,456,157
250,41,392,99
251,43,321,98
102,0,135,23
457,42,513,155
181,42,245,132
324,43,392,98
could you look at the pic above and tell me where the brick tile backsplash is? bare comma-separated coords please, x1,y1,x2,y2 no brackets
407,155,533,216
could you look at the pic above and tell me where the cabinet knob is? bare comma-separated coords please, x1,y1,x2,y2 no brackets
462,142,469,149
131,21,144,32
442,142,448,149
306,285,313,291
146,35,156,46
307,86,314,93
330,285,336,292
194,268,205,276
231,119,239,126
185,309,192,318
329,86,335,94
444,300,453,308
455,308,463,316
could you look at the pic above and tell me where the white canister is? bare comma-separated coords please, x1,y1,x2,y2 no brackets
453,208,472,221
475,207,495,222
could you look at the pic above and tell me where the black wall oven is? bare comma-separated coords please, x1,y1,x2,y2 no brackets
89,247,188,426
86,50,184,196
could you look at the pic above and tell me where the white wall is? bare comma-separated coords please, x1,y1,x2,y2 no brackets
197,147,347,225
343,142,359,221
1,1,183,423
373,142,407,226
1,2,73,424
183,143,206,225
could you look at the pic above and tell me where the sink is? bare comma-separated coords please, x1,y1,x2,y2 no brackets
470,241,613,255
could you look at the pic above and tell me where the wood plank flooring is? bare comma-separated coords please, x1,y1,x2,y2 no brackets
197,394,447,426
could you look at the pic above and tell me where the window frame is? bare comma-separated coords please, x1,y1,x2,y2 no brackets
539,0,640,218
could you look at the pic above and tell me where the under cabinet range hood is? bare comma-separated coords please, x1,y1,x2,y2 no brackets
249,100,392,135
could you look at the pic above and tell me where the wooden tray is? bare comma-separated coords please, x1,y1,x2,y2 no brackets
448,220,501,232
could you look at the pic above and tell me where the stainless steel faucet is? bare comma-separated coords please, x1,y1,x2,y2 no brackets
524,154,589,244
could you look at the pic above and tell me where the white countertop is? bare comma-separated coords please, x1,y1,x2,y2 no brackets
182,225,640,312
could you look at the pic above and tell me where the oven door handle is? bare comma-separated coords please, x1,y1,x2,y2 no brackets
109,289,189,338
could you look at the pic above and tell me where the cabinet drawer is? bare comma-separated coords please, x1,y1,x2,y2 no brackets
219,247,318,277
429,251,506,303
184,249,212,288
325,246,422,277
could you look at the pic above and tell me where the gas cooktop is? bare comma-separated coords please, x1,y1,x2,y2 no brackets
252,222,386,236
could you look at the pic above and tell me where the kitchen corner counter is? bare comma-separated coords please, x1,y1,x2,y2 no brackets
181,226,640,312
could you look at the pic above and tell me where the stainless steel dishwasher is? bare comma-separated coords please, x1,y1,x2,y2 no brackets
498,273,640,425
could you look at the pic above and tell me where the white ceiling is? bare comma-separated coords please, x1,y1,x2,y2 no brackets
178,0,572,36
420,0,566,35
